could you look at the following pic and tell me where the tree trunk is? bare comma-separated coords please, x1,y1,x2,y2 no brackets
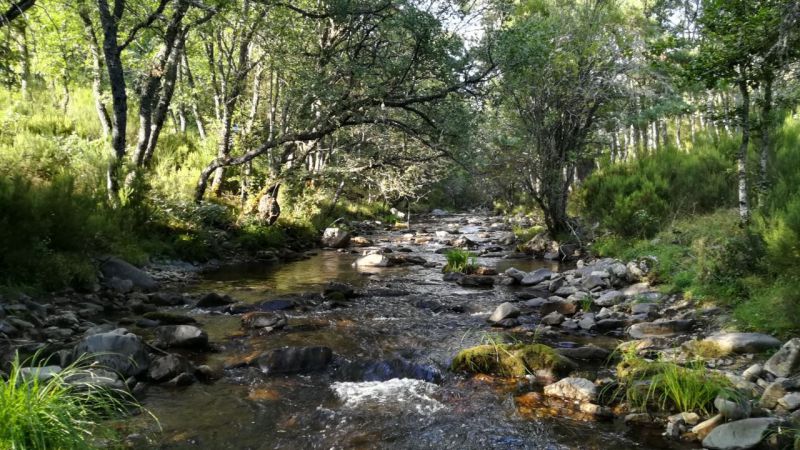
97,0,128,204
134,1,189,167
79,9,112,137
759,74,773,207
181,50,207,140
256,183,281,225
143,32,186,165
736,72,751,224
210,106,234,195
18,22,31,101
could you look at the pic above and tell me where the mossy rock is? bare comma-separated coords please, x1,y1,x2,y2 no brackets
450,343,575,378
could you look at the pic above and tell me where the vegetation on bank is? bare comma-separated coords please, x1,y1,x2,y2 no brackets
0,354,139,450
0,88,411,293
583,118,800,337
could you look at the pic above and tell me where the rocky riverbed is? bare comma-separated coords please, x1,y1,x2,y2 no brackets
2,211,799,449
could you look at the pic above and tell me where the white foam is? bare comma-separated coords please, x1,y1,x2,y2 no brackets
331,378,446,414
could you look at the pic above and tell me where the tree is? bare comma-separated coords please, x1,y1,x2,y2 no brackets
690,0,790,223
192,0,491,218
490,0,629,235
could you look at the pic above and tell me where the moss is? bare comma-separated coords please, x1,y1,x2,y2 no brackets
682,340,728,359
451,343,575,377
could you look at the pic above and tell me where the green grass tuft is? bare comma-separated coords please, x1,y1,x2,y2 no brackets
443,248,478,273
0,353,143,449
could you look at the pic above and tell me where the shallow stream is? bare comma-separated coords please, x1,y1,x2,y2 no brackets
140,214,695,449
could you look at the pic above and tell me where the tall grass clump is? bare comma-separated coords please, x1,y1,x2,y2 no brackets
444,248,477,273
616,350,733,415
0,354,138,449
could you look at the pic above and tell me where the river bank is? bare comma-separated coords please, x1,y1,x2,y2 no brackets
2,211,799,449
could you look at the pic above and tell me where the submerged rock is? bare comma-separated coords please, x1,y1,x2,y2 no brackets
450,343,575,378
242,311,287,331
256,346,333,375
196,292,235,308
155,325,209,349
354,253,391,268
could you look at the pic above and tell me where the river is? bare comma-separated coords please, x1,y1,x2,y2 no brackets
137,213,694,449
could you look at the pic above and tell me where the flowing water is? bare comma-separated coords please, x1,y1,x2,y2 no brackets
139,214,696,449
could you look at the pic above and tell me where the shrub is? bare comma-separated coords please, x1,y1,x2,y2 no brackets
581,145,735,238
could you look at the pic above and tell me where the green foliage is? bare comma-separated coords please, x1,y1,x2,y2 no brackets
616,351,733,415
581,144,736,238
734,276,800,337
513,225,545,243
443,249,477,274
757,118,800,278
0,175,136,291
0,353,137,450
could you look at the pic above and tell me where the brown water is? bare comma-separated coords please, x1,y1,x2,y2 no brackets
137,215,698,450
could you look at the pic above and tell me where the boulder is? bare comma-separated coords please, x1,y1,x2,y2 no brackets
594,290,624,307
196,292,235,308
540,300,578,316
701,333,781,356
578,314,596,330
256,346,333,375
521,268,553,286
354,253,391,268
581,275,607,291
321,228,351,248
488,302,520,323
764,338,800,378
323,282,356,299
350,236,374,247
72,328,149,378
778,392,800,411
99,256,158,291
714,395,751,420
504,268,526,283
759,379,799,409
456,275,495,287
702,418,777,450
155,325,208,349
148,354,190,382
628,320,694,339
543,377,597,402
556,345,610,361
541,311,565,326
